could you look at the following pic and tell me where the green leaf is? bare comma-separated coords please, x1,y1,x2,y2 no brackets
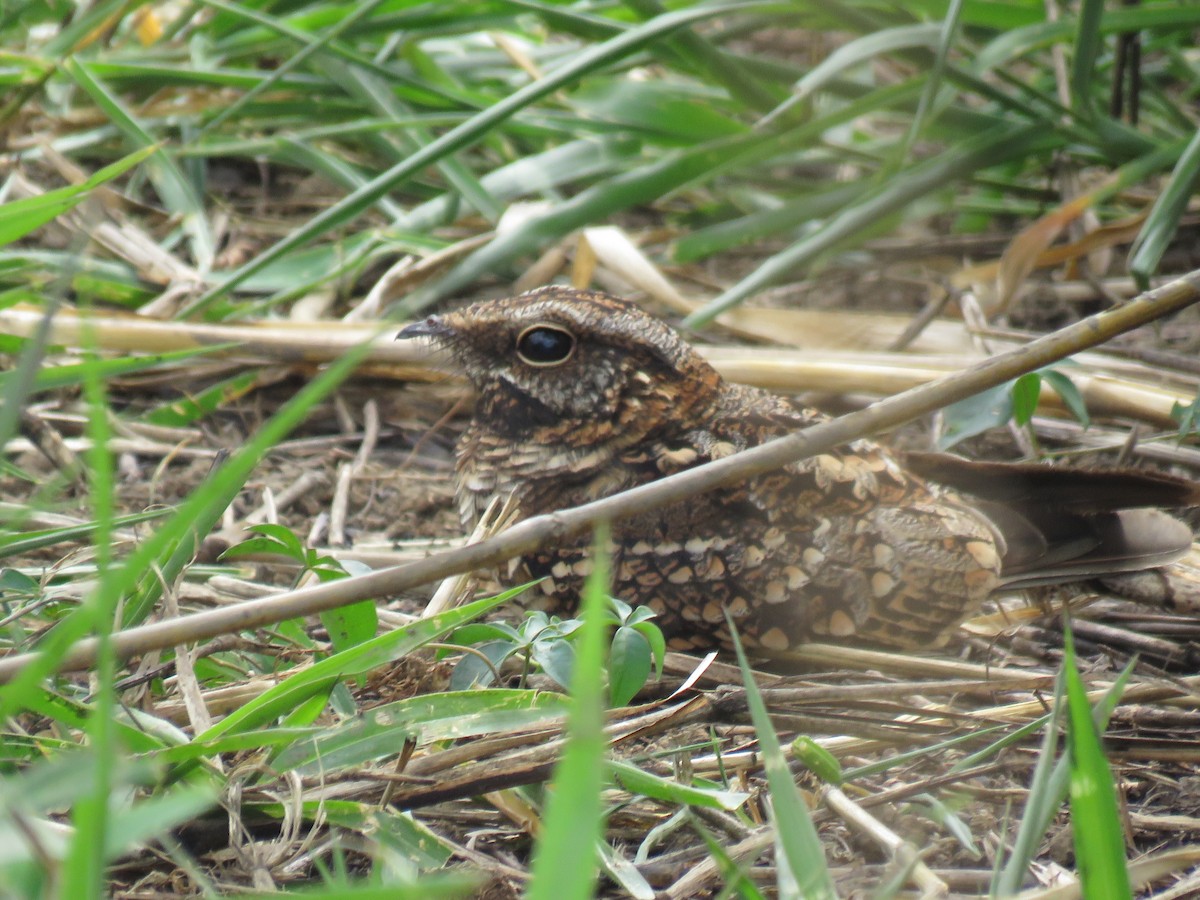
325,806,456,873
791,736,843,786
408,80,924,315
101,784,217,860
0,567,38,594
570,78,745,143
672,183,866,263
937,381,1014,449
62,312,121,899
913,793,979,857
695,824,767,898
143,369,266,426
1010,371,1042,426
63,59,214,269
0,754,214,870
632,619,666,677
992,672,1066,896
609,625,652,707
532,636,576,690
449,639,516,690
0,345,232,398
219,523,306,563
448,622,522,646
320,599,378,655
0,508,167,560
1042,368,1090,427
1172,392,1200,438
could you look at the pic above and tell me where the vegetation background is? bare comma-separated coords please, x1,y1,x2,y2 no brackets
3,0,1200,897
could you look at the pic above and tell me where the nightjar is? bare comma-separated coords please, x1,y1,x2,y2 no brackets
398,287,1200,654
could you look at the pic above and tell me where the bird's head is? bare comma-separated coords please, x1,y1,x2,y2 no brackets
397,287,721,444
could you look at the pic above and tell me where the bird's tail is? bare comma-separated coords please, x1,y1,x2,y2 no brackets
902,451,1200,589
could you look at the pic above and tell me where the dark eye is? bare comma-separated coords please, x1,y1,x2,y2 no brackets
516,325,576,366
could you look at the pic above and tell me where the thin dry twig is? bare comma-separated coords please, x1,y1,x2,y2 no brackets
821,783,948,897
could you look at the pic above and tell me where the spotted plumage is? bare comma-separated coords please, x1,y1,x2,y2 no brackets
398,287,1200,654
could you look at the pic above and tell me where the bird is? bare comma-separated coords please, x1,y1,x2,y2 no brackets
397,286,1200,654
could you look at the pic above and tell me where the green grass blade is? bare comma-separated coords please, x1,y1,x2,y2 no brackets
1063,623,1132,899
318,57,500,221
992,673,1066,896
792,23,942,102
672,182,866,263
993,648,1136,895
623,0,780,112
0,507,168,559
685,121,1051,326
397,136,638,234
0,146,155,246
402,78,924,314
393,133,766,314
891,0,964,170
0,344,231,398
609,760,748,811
1128,125,1200,289
729,616,834,899
62,59,214,270
0,302,56,453
200,0,388,135
60,324,118,898
0,334,378,721
180,0,790,318
526,525,612,900
274,688,571,774
1070,0,1106,120
40,0,134,56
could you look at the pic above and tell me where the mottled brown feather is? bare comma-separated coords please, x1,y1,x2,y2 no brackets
398,287,1199,653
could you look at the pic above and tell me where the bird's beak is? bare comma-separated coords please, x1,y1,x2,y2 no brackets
396,316,451,341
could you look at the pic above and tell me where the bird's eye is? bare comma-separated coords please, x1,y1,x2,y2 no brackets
516,325,576,367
